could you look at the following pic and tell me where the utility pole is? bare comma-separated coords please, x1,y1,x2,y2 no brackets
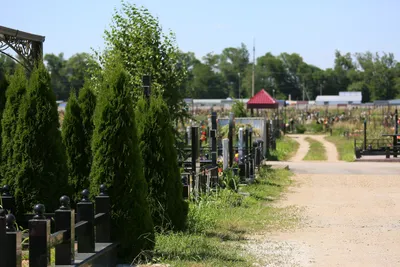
238,73,241,99
252,38,255,97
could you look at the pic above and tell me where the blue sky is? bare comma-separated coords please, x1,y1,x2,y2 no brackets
1,0,399,69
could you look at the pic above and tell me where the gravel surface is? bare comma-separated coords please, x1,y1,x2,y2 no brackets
247,135,400,266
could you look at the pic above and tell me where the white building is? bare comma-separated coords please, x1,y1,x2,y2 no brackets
315,92,362,106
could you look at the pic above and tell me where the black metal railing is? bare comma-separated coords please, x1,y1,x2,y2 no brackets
0,185,118,267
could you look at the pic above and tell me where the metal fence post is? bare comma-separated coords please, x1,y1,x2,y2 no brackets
0,213,6,265
29,204,50,267
55,196,75,265
1,185,15,215
95,185,111,243
5,214,22,267
77,189,95,253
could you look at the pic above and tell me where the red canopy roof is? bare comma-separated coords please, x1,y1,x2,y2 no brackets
247,89,278,109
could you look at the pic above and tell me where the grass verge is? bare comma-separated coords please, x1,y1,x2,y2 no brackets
325,136,355,162
151,167,298,267
303,137,327,161
268,135,300,161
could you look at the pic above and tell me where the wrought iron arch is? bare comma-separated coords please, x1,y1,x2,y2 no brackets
0,25,45,72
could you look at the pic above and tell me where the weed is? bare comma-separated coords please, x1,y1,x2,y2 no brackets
325,136,355,162
152,167,299,266
268,136,300,161
303,137,327,161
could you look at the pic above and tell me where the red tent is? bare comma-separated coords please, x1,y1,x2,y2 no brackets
247,89,278,109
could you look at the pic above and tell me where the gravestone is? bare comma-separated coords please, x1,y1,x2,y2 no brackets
222,138,229,170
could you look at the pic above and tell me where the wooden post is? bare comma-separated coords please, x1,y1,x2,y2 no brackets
77,189,95,253
29,204,50,267
95,185,111,242
55,196,75,265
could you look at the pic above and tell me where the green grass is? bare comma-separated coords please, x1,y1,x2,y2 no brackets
303,137,328,161
152,167,299,267
268,136,300,161
325,136,355,162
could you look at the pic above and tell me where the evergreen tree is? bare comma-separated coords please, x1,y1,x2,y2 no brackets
136,96,188,231
1,66,26,186
0,71,9,154
78,82,96,166
62,91,90,202
13,64,69,214
89,62,154,261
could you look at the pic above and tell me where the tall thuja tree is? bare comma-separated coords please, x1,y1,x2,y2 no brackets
0,70,9,151
62,91,90,202
89,62,154,261
1,66,26,186
78,82,96,170
13,64,69,214
136,95,188,231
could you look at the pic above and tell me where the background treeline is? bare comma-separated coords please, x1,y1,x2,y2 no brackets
3,46,400,102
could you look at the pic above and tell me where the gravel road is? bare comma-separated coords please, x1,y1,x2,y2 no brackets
247,135,400,266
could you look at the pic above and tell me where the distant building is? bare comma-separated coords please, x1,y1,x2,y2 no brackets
315,92,362,105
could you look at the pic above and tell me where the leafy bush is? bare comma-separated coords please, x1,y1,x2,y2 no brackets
89,62,154,262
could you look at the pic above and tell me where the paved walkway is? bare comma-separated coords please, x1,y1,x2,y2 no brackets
250,136,400,266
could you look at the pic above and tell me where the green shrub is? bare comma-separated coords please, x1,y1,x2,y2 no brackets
295,124,306,134
268,136,299,161
231,100,247,117
186,200,217,234
62,91,90,202
220,169,240,192
13,64,69,214
136,96,188,231
1,66,26,186
306,123,324,133
89,62,154,262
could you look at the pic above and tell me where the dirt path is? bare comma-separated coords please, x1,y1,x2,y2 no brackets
248,162,400,266
288,135,310,162
288,135,339,162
